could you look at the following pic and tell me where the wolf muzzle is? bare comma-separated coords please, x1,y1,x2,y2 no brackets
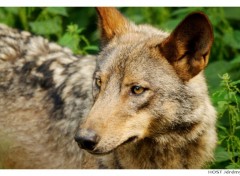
74,129,100,152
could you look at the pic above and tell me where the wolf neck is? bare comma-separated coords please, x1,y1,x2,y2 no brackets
99,126,213,169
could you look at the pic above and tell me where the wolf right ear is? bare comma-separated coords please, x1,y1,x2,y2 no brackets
96,7,131,47
159,12,213,81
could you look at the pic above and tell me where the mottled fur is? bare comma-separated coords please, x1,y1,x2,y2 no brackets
0,8,217,169
0,24,97,168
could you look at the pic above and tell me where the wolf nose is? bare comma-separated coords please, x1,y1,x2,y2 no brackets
74,129,99,151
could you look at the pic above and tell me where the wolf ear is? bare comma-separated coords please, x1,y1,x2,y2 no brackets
159,12,213,81
96,7,130,47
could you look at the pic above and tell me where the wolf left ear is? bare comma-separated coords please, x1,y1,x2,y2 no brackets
96,7,130,47
159,12,213,81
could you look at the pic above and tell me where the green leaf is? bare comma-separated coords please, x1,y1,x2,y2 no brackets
214,146,231,162
59,33,80,53
205,61,232,93
232,80,240,85
161,19,181,31
46,7,68,16
231,55,240,64
67,25,84,34
83,45,99,52
223,30,240,49
226,163,240,169
29,17,62,35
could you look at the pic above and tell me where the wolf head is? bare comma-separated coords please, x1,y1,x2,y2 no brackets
75,7,213,155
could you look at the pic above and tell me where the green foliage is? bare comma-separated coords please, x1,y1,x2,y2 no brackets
0,7,240,169
0,7,98,54
59,24,98,54
211,74,240,169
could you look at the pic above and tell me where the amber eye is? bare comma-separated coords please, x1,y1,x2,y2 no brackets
131,85,145,95
96,78,102,88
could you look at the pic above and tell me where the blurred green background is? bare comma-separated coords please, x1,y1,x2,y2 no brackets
0,7,239,169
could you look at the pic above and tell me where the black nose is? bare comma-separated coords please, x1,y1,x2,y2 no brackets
74,129,99,151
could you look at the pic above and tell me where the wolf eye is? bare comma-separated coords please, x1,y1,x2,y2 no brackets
95,78,102,88
131,85,145,95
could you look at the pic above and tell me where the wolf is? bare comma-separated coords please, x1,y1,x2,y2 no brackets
0,7,217,169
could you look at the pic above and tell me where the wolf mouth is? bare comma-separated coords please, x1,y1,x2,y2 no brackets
87,136,138,155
